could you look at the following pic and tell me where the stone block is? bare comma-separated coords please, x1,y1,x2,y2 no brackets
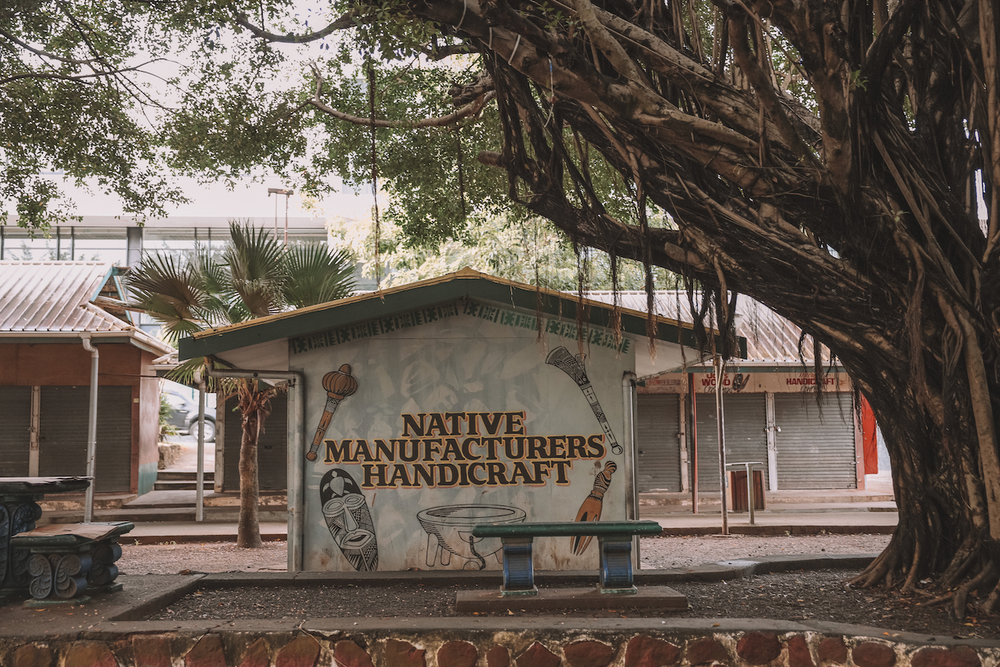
63,641,118,667
851,643,896,667
13,643,54,667
816,638,847,665
438,641,479,667
626,636,681,667
487,645,511,667
565,640,615,667
736,632,781,665
516,642,561,667
335,641,375,667
384,639,427,667
186,635,227,667
238,638,271,667
786,636,814,667
276,634,321,667
912,647,981,667
685,638,730,665
132,634,174,667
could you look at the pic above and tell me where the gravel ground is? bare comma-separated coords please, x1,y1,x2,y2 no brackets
116,535,1000,639
117,533,886,575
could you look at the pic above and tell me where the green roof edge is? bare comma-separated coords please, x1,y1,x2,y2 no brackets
179,273,746,361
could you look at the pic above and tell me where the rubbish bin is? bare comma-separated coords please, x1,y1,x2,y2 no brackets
729,470,766,512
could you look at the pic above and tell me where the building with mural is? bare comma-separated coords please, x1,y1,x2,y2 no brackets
179,269,725,572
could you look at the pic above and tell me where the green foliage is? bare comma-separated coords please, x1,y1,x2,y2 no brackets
0,0,194,229
159,393,178,438
331,213,677,291
128,220,357,346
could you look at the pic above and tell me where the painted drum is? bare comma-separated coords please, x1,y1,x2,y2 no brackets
417,505,526,570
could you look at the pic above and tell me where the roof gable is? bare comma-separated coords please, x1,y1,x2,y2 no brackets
0,261,173,354
180,268,743,362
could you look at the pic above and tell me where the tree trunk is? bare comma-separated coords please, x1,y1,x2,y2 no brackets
236,384,265,549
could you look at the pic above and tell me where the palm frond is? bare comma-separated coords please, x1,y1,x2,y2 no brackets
282,243,357,308
125,252,209,341
223,220,287,318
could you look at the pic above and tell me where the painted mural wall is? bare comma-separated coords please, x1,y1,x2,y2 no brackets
291,298,636,573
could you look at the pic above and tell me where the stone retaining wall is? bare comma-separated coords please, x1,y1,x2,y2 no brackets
3,623,998,667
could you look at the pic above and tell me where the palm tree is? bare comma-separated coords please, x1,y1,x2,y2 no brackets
127,221,356,547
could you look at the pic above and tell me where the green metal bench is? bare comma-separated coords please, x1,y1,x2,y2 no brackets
10,521,133,600
472,521,662,596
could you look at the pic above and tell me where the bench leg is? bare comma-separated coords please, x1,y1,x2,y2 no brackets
598,535,637,594
24,538,124,600
27,553,90,599
500,537,536,596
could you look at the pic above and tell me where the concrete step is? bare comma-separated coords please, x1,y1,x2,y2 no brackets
122,489,287,509
156,470,215,482
38,493,136,512
153,479,215,491
638,490,895,507
37,505,289,525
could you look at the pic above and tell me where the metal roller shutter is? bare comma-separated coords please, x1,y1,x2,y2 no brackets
694,393,767,491
38,386,133,492
774,392,857,489
223,392,288,491
0,387,31,475
636,394,681,492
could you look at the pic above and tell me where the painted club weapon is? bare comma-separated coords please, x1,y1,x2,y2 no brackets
571,461,617,554
545,346,623,455
305,364,359,462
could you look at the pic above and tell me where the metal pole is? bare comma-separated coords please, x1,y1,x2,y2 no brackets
621,372,640,567
267,188,294,246
689,373,699,514
284,193,290,246
197,377,206,522
715,355,728,535
80,334,99,523
205,364,305,572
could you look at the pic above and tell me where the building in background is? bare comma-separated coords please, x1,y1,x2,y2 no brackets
0,261,174,496
586,292,883,494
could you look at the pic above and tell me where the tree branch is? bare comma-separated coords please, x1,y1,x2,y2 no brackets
307,64,495,128
0,27,102,65
232,11,360,43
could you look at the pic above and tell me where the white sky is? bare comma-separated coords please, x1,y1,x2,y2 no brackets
59,174,374,222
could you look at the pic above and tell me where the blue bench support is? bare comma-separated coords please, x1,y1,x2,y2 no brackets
471,521,662,596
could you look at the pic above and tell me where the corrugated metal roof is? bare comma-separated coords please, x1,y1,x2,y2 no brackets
585,291,829,365
0,261,173,353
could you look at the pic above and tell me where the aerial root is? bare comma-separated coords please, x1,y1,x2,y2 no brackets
982,579,1000,614
951,564,997,620
900,538,923,594
922,593,954,607
940,536,978,589
850,550,893,588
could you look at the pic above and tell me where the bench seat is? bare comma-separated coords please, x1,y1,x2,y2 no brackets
472,520,662,595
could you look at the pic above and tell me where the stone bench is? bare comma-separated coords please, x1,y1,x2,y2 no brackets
10,521,133,600
471,520,662,596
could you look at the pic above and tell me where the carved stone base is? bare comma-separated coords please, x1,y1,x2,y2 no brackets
11,522,132,600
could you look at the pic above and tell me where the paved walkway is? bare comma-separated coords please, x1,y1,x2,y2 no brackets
117,438,901,543
122,507,896,544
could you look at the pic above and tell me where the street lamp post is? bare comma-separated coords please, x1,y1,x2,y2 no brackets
268,188,294,244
